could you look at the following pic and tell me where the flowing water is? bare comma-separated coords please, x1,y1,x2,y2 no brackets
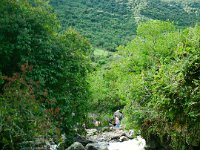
108,136,146,150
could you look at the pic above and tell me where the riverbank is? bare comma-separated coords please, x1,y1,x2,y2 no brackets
67,127,146,150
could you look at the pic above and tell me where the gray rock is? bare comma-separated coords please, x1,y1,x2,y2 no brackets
124,130,134,139
110,135,120,140
67,142,85,150
119,136,129,142
86,129,98,136
87,128,127,142
86,142,109,150
101,127,110,132
75,135,94,146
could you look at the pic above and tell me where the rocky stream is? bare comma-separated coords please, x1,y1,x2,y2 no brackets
66,127,146,150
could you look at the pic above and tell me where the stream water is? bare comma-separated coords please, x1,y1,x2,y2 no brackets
108,136,146,150
59,127,146,150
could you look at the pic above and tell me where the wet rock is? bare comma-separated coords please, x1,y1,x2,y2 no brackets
101,127,110,132
67,142,85,150
86,142,109,150
110,135,120,140
87,128,127,143
86,129,98,136
124,130,134,139
119,136,129,142
75,135,94,146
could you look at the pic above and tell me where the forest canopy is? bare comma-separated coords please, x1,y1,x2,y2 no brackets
0,0,199,149
50,0,200,51
0,0,91,148
88,20,200,149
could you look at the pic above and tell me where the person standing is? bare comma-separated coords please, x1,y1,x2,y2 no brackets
114,110,123,120
115,116,120,128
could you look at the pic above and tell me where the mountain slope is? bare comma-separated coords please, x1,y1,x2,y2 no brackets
139,0,200,27
51,0,200,50
50,0,136,51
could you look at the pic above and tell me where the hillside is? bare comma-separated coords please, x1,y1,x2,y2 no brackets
139,0,200,27
50,0,136,51
50,0,200,51
1,0,200,149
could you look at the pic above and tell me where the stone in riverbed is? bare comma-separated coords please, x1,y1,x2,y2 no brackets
86,129,98,136
101,127,110,132
119,136,129,142
75,135,94,146
86,142,109,150
110,135,120,140
67,142,85,150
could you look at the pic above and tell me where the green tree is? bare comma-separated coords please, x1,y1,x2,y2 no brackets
0,72,55,150
55,29,92,137
50,0,137,51
0,0,92,146
121,21,200,149
89,20,200,148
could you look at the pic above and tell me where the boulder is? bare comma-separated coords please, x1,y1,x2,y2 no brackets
67,142,85,150
86,142,109,150
124,130,134,139
119,136,129,142
110,135,120,140
101,127,110,132
75,135,94,146
110,130,125,141
86,129,98,136
87,128,127,142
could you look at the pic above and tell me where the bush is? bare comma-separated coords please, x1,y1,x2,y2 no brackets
0,72,57,149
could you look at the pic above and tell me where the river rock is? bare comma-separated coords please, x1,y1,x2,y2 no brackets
119,136,129,142
110,135,120,140
101,127,110,132
123,130,134,139
67,142,85,150
86,142,109,150
75,135,94,146
87,128,127,142
86,129,98,136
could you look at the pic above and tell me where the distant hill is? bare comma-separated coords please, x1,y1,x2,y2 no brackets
50,0,200,50
50,0,136,51
139,0,200,27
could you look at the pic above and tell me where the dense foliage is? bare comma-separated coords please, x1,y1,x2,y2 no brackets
1,0,200,149
0,71,55,149
50,0,200,51
140,0,200,27
89,20,200,149
0,0,91,148
50,0,137,51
